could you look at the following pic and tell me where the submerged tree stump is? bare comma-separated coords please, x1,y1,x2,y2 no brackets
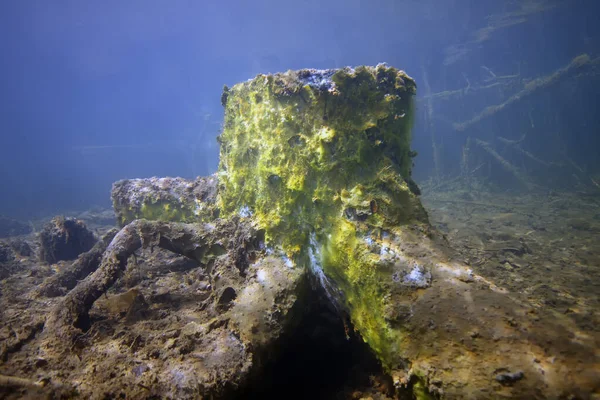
41,65,599,399
214,65,599,399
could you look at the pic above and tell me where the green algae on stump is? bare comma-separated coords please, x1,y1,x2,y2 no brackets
111,176,219,226
217,64,428,368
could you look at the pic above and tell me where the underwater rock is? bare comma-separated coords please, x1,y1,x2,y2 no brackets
0,242,15,263
38,216,96,263
0,216,31,238
8,238,32,257
394,262,432,288
0,242,18,280
111,175,219,226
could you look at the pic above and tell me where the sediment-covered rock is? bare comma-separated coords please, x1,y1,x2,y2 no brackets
0,242,15,263
74,209,117,227
8,238,32,257
0,242,18,280
38,217,96,263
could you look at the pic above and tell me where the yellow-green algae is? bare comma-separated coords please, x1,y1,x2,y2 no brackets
112,177,219,227
117,201,199,226
217,65,429,370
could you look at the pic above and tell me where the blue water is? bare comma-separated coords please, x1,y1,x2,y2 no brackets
0,0,599,217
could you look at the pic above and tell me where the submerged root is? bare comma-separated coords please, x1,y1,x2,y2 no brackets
0,373,75,397
36,229,118,297
0,374,47,389
42,218,255,344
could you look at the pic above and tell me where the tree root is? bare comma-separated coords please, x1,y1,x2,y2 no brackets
0,373,74,397
0,374,47,389
36,229,118,297
43,218,257,343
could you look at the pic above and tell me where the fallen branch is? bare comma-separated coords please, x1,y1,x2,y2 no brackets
481,64,521,84
498,136,551,167
564,154,586,174
498,135,526,146
475,139,532,189
513,144,551,167
425,175,462,193
419,81,508,101
444,1,558,66
422,67,440,182
454,54,594,131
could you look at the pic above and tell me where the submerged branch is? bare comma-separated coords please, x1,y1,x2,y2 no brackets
513,145,551,167
475,139,533,189
497,135,526,146
444,0,559,65
422,67,440,183
498,136,551,167
419,80,508,101
454,54,594,132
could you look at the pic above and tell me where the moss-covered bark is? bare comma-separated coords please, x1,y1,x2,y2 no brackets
217,65,428,368
111,176,219,226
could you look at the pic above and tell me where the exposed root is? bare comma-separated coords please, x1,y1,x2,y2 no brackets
0,374,47,389
43,218,255,344
36,229,118,297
